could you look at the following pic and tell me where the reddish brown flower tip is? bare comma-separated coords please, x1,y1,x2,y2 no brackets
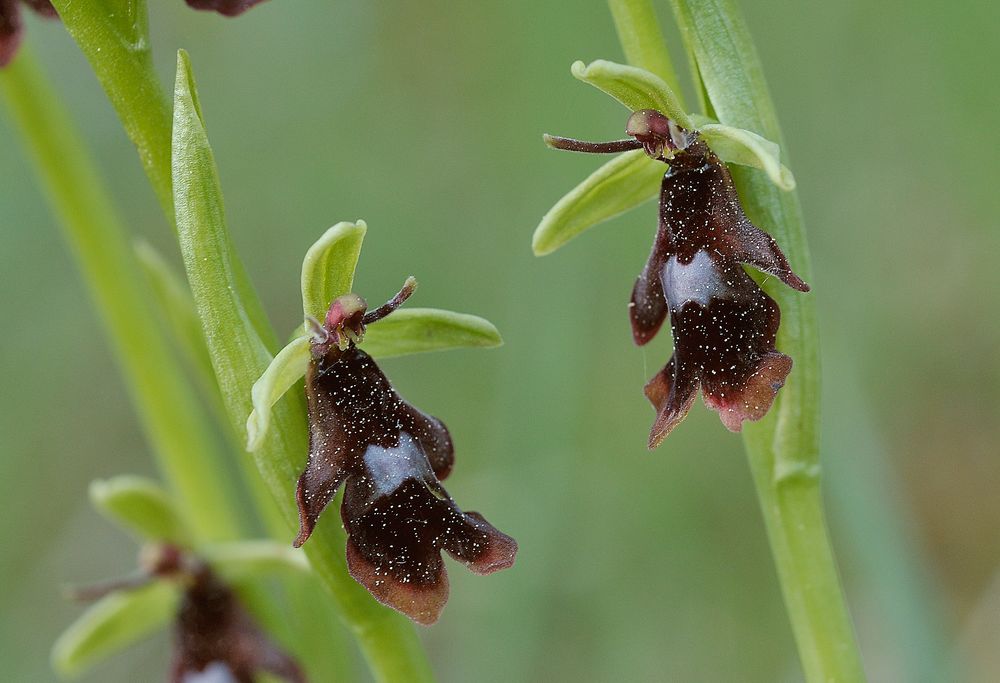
341,444,516,624
184,0,269,17
1,0,56,68
632,136,808,444
172,565,305,683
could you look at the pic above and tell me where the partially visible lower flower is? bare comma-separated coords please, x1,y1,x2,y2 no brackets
546,109,809,447
172,563,304,683
0,0,55,68
295,281,516,624
70,544,305,683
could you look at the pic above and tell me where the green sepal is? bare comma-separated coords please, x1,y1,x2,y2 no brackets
360,308,502,358
51,581,178,679
533,149,662,255
245,335,311,452
571,59,693,129
89,475,191,546
693,117,796,190
301,221,367,320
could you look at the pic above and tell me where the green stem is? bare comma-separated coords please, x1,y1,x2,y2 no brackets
0,50,243,543
671,2,864,679
607,0,682,94
614,1,865,679
48,0,173,217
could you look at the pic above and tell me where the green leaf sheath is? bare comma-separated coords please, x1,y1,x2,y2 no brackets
51,581,179,679
534,149,662,255
0,51,244,543
670,1,865,681
89,476,192,546
171,50,435,683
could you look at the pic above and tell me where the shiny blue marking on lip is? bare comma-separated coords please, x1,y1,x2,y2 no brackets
662,250,732,308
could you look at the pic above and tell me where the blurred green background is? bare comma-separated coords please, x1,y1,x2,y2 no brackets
2,1,999,681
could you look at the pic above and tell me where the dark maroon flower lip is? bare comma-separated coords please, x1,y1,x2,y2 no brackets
294,284,516,623
546,109,810,444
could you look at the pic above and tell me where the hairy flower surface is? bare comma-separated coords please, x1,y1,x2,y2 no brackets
546,109,809,447
295,285,516,624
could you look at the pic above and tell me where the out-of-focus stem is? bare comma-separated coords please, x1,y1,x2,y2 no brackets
0,50,243,543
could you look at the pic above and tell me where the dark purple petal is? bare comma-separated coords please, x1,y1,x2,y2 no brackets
295,347,455,547
172,567,305,683
185,0,269,17
0,0,23,68
630,226,670,346
341,442,515,625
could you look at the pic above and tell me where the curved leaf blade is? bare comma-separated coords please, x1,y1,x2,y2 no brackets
361,308,502,359
89,475,191,545
534,149,662,255
571,59,693,129
52,581,178,679
698,122,795,190
245,335,311,452
301,221,367,320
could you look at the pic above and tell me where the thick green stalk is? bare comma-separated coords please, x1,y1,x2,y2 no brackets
172,51,434,683
668,1,865,680
0,50,243,543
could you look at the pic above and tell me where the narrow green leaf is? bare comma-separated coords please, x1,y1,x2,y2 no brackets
246,335,311,452
51,581,178,679
203,540,310,583
360,308,502,359
301,221,367,320
134,240,216,382
89,475,191,545
697,121,795,190
571,59,693,129
534,149,662,255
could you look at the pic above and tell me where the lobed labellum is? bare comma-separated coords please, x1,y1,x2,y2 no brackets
296,303,516,624
630,138,809,447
